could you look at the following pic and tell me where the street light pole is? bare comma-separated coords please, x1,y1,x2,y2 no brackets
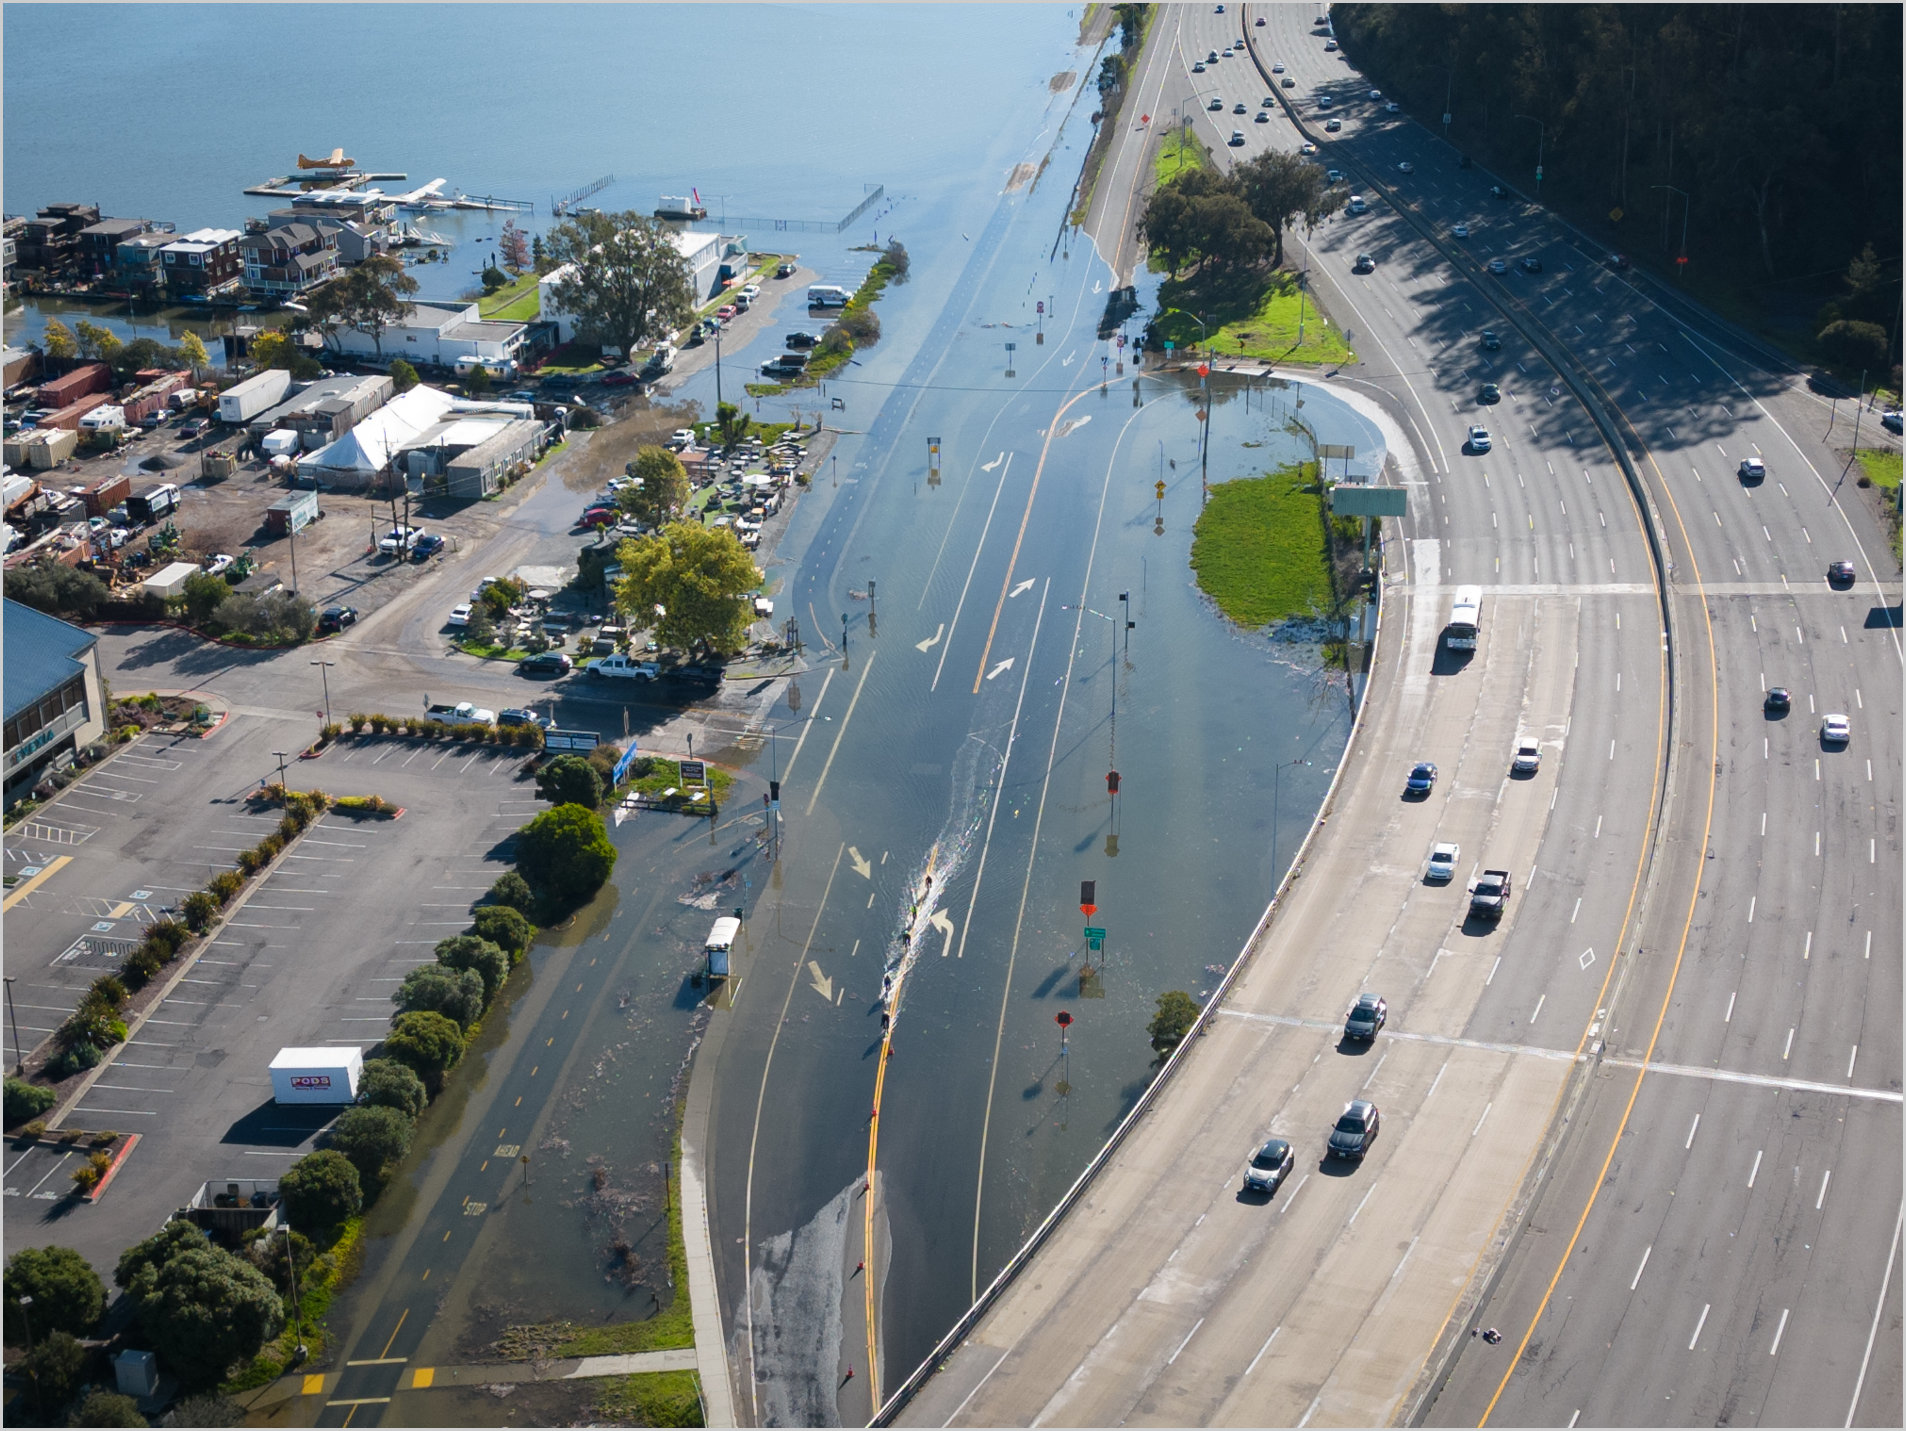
1270,757,1308,890
1650,185,1690,278
1515,114,1546,198
4,976,24,1076
309,660,335,728
284,1222,307,1363
272,750,290,787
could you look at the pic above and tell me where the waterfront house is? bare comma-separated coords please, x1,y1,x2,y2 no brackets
115,232,173,294
160,228,244,297
264,207,394,267
77,218,167,279
16,203,100,280
241,222,338,300
324,299,528,376
537,227,722,347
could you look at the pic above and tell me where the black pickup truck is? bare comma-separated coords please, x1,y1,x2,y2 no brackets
1469,869,1512,921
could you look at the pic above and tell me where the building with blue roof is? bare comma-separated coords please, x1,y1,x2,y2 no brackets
4,598,104,807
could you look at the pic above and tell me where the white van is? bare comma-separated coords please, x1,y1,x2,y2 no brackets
807,284,851,308
705,915,741,978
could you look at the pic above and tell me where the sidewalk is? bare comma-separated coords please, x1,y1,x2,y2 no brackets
245,1347,700,1411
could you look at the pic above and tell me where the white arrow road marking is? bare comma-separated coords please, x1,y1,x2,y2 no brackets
1062,350,1076,366
1093,280,1104,293
916,623,945,652
807,961,833,1001
1010,579,1035,598
986,658,1015,681
930,909,955,956
848,846,873,880
1054,415,1092,440
981,452,1005,472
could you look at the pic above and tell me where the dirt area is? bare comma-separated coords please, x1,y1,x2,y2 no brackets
554,399,704,497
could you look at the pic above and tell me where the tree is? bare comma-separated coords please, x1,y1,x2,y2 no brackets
536,753,604,809
177,329,210,380
434,935,509,1003
5,561,110,620
247,329,319,378
278,1149,362,1235
531,233,550,272
380,1011,465,1096
1818,318,1888,373
488,870,535,914
356,1058,427,1119
181,571,230,626
395,963,486,1030
5,1076,57,1126
74,320,121,363
545,210,696,364
613,522,759,655
464,362,493,396
882,238,911,281
20,1329,88,1412
514,804,618,911
462,600,495,644
481,265,508,291
388,357,419,393
75,1391,149,1427
42,317,77,362
334,254,420,357
171,1393,245,1427
325,1104,416,1188
470,905,534,963
713,400,752,450
5,1245,105,1344
1232,150,1339,268
302,277,350,353
621,446,691,527
115,1226,282,1387
477,575,524,617
1147,990,1200,1052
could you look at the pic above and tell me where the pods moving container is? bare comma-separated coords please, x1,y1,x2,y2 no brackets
269,1047,362,1104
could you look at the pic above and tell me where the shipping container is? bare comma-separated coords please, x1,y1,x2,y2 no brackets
35,362,112,409
79,472,130,517
120,371,191,424
264,488,319,537
268,1047,362,1105
41,392,109,431
26,427,79,470
218,369,293,424
141,560,201,598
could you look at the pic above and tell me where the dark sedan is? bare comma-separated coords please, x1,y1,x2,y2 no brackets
1764,686,1791,715
1328,1101,1381,1160
316,604,358,633
1344,993,1387,1041
518,651,573,677
1405,761,1437,796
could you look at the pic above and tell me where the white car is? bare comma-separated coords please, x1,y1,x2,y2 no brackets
1467,425,1492,453
201,553,234,577
447,604,473,628
1300,141,1318,156
1272,62,1285,73
1397,161,1414,173
1385,100,1401,112
1324,117,1342,132
1738,457,1765,481
739,283,761,301
1326,169,1344,183
1368,89,1382,100
1487,257,1509,274
1512,738,1542,774
1452,223,1470,239
1426,843,1461,883
586,654,660,680
1821,713,1850,744
1346,194,1367,214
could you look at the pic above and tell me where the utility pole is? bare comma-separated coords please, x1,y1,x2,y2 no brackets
4,976,23,1076
1516,114,1546,198
309,660,335,728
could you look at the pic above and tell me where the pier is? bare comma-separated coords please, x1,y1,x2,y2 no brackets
679,183,885,235
551,175,615,217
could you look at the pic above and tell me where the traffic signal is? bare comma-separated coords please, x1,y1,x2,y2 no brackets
769,780,780,802
1107,770,1120,795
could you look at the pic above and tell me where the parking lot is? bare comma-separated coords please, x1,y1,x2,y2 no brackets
4,718,548,1272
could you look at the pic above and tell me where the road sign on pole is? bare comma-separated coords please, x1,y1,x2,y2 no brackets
1082,926,1107,940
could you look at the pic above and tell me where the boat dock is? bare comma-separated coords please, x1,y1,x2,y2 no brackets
245,165,533,213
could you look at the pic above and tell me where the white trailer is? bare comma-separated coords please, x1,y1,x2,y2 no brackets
219,369,294,424
260,429,301,458
705,916,740,979
269,1046,363,1104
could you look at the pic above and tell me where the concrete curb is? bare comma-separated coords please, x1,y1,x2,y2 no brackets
680,1020,738,1427
80,1130,141,1202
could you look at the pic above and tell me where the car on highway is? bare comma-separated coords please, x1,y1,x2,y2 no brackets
1821,713,1851,744
1368,88,1382,100
1317,94,1333,110
1271,61,1284,72
1283,76,1296,87
317,604,358,633
497,708,551,730
1828,560,1856,585
1344,993,1387,1041
518,651,573,677
1300,140,1317,154
1466,425,1492,452
1233,101,1247,114
1397,160,1414,173
1256,14,1266,24
1262,95,1277,106
1324,117,1342,131
1405,761,1438,796
1208,48,1219,62
1608,252,1631,270
1479,382,1500,403
1208,96,1225,110
1737,456,1765,482
1487,257,1509,274
1346,194,1366,213
1450,223,1470,239
1764,686,1791,715
1325,37,1338,50
1243,1137,1295,1194
1385,100,1401,112
1479,328,1500,349
1883,410,1903,434
1230,130,1246,146
1426,842,1461,883
1255,110,1270,123
1512,738,1542,774
1222,47,1234,58
1520,256,1544,273
1352,253,1375,273
446,603,472,628
1327,1101,1379,1160
1192,60,1206,72
1325,168,1343,183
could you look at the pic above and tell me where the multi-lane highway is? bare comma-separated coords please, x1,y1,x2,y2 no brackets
885,5,1900,1427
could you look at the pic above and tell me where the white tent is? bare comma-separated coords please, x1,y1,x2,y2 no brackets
296,386,456,484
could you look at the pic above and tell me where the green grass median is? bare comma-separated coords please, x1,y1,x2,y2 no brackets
1190,463,1334,627
1154,268,1353,367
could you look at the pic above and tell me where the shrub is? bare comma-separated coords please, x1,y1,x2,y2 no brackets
1818,318,1888,373
5,1077,57,1127
1147,990,1200,1052
515,804,617,912
319,721,342,742
325,1104,415,1190
114,1222,283,1388
535,753,603,809
256,833,285,859
70,1150,113,1194
46,1041,101,1081
471,905,534,963
278,814,301,842
348,713,369,732
4,561,110,621
88,975,128,1011
4,1244,106,1343
488,870,535,913
19,1329,88,1411
60,995,123,1051
369,714,389,734
356,1058,427,1119
74,1389,149,1427
122,947,163,988
278,1149,362,1235
433,935,509,1004
381,1011,465,1096
145,918,190,954
172,1393,245,1427
394,964,486,1030
236,847,267,875
182,890,218,930
208,870,244,903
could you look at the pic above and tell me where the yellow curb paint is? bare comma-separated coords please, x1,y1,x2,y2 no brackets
411,1367,435,1389
302,1373,326,1395
3,855,71,910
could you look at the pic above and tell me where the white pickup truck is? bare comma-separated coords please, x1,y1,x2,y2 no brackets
424,700,497,724
585,654,659,680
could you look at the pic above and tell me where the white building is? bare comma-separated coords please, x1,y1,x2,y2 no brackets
537,228,724,347
326,300,528,376
295,385,458,490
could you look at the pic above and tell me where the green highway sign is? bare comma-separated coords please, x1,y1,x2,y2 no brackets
1083,926,1107,940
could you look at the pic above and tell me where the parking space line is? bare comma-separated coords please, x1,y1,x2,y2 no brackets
72,1106,158,1116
